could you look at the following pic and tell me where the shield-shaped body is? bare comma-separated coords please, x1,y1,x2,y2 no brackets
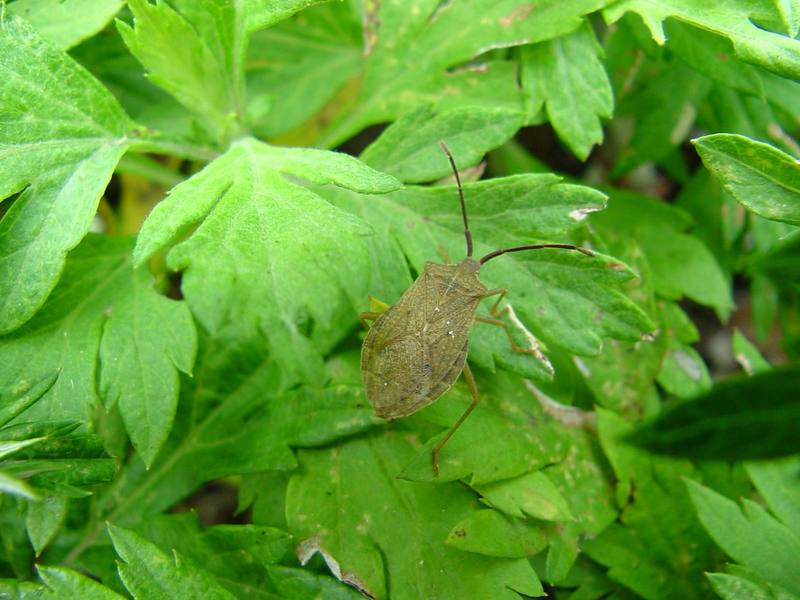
361,258,487,419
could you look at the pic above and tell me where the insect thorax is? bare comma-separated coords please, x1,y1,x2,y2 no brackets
422,258,487,298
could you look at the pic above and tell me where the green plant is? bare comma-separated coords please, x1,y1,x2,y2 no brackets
0,1,798,598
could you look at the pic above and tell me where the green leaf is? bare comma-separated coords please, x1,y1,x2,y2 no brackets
0,17,133,333
746,456,800,535
693,134,800,226
26,495,67,556
0,235,195,463
587,410,723,600
243,0,329,31
664,20,765,99
629,366,800,460
638,229,733,320
0,372,58,427
568,237,663,416
287,433,545,600
655,303,712,399
37,566,125,599
397,386,571,485
687,479,800,597
538,431,617,538
131,512,362,599
318,0,614,146
521,22,613,160
361,105,523,183
108,523,237,600
613,61,710,176
118,0,237,142
775,0,800,37
0,566,125,600
0,439,43,461
118,0,325,143
545,531,579,584
476,470,575,522
604,0,800,80
90,337,377,529
446,509,550,559
247,2,362,139
591,188,731,321
657,341,711,398
20,457,116,494
322,177,651,363
99,266,197,467
7,0,124,49
0,470,39,500
706,572,780,600
732,329,771,375
134,138,398,382
240,471,290,530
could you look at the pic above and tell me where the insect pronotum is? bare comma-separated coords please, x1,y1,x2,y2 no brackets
360,142,593,476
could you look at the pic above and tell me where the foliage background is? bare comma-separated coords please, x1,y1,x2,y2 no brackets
0,0,799,598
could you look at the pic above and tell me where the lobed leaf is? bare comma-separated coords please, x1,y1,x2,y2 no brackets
687,479,800,597
0,235,195,465
88,335,378,529
131,512,363,599
521,23,614,160
135,138,398,382
321,177,651,365
587,411,726,600
0,17,133,333
604,0,800,80
119,0,327,143
746,456,800,536
318,0,613,146
361,105,524,183
591,189,732,324
287,433,545,600
612,61,711,176
108,524,237,600
247,2,362,139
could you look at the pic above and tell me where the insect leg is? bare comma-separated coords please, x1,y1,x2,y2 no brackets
359,295,391,328
359,311,382,329
432,363,480,477
476,309,553,373
482,288,507,315
475,315,534,356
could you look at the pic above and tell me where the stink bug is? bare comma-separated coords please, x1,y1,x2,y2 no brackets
360,142,593,476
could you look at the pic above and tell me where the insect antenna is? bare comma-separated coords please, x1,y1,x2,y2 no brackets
439,141,473,258
479,243,594,265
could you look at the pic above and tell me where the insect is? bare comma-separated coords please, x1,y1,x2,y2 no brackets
360,142,593,476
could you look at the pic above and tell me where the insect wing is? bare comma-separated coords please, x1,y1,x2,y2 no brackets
361,263,484,419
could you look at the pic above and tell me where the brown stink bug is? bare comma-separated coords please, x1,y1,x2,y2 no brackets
360,142,593,476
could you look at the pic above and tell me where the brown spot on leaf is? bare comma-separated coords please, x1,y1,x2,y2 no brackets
362,0,380,56
500,3,535,27
453,528,467,537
